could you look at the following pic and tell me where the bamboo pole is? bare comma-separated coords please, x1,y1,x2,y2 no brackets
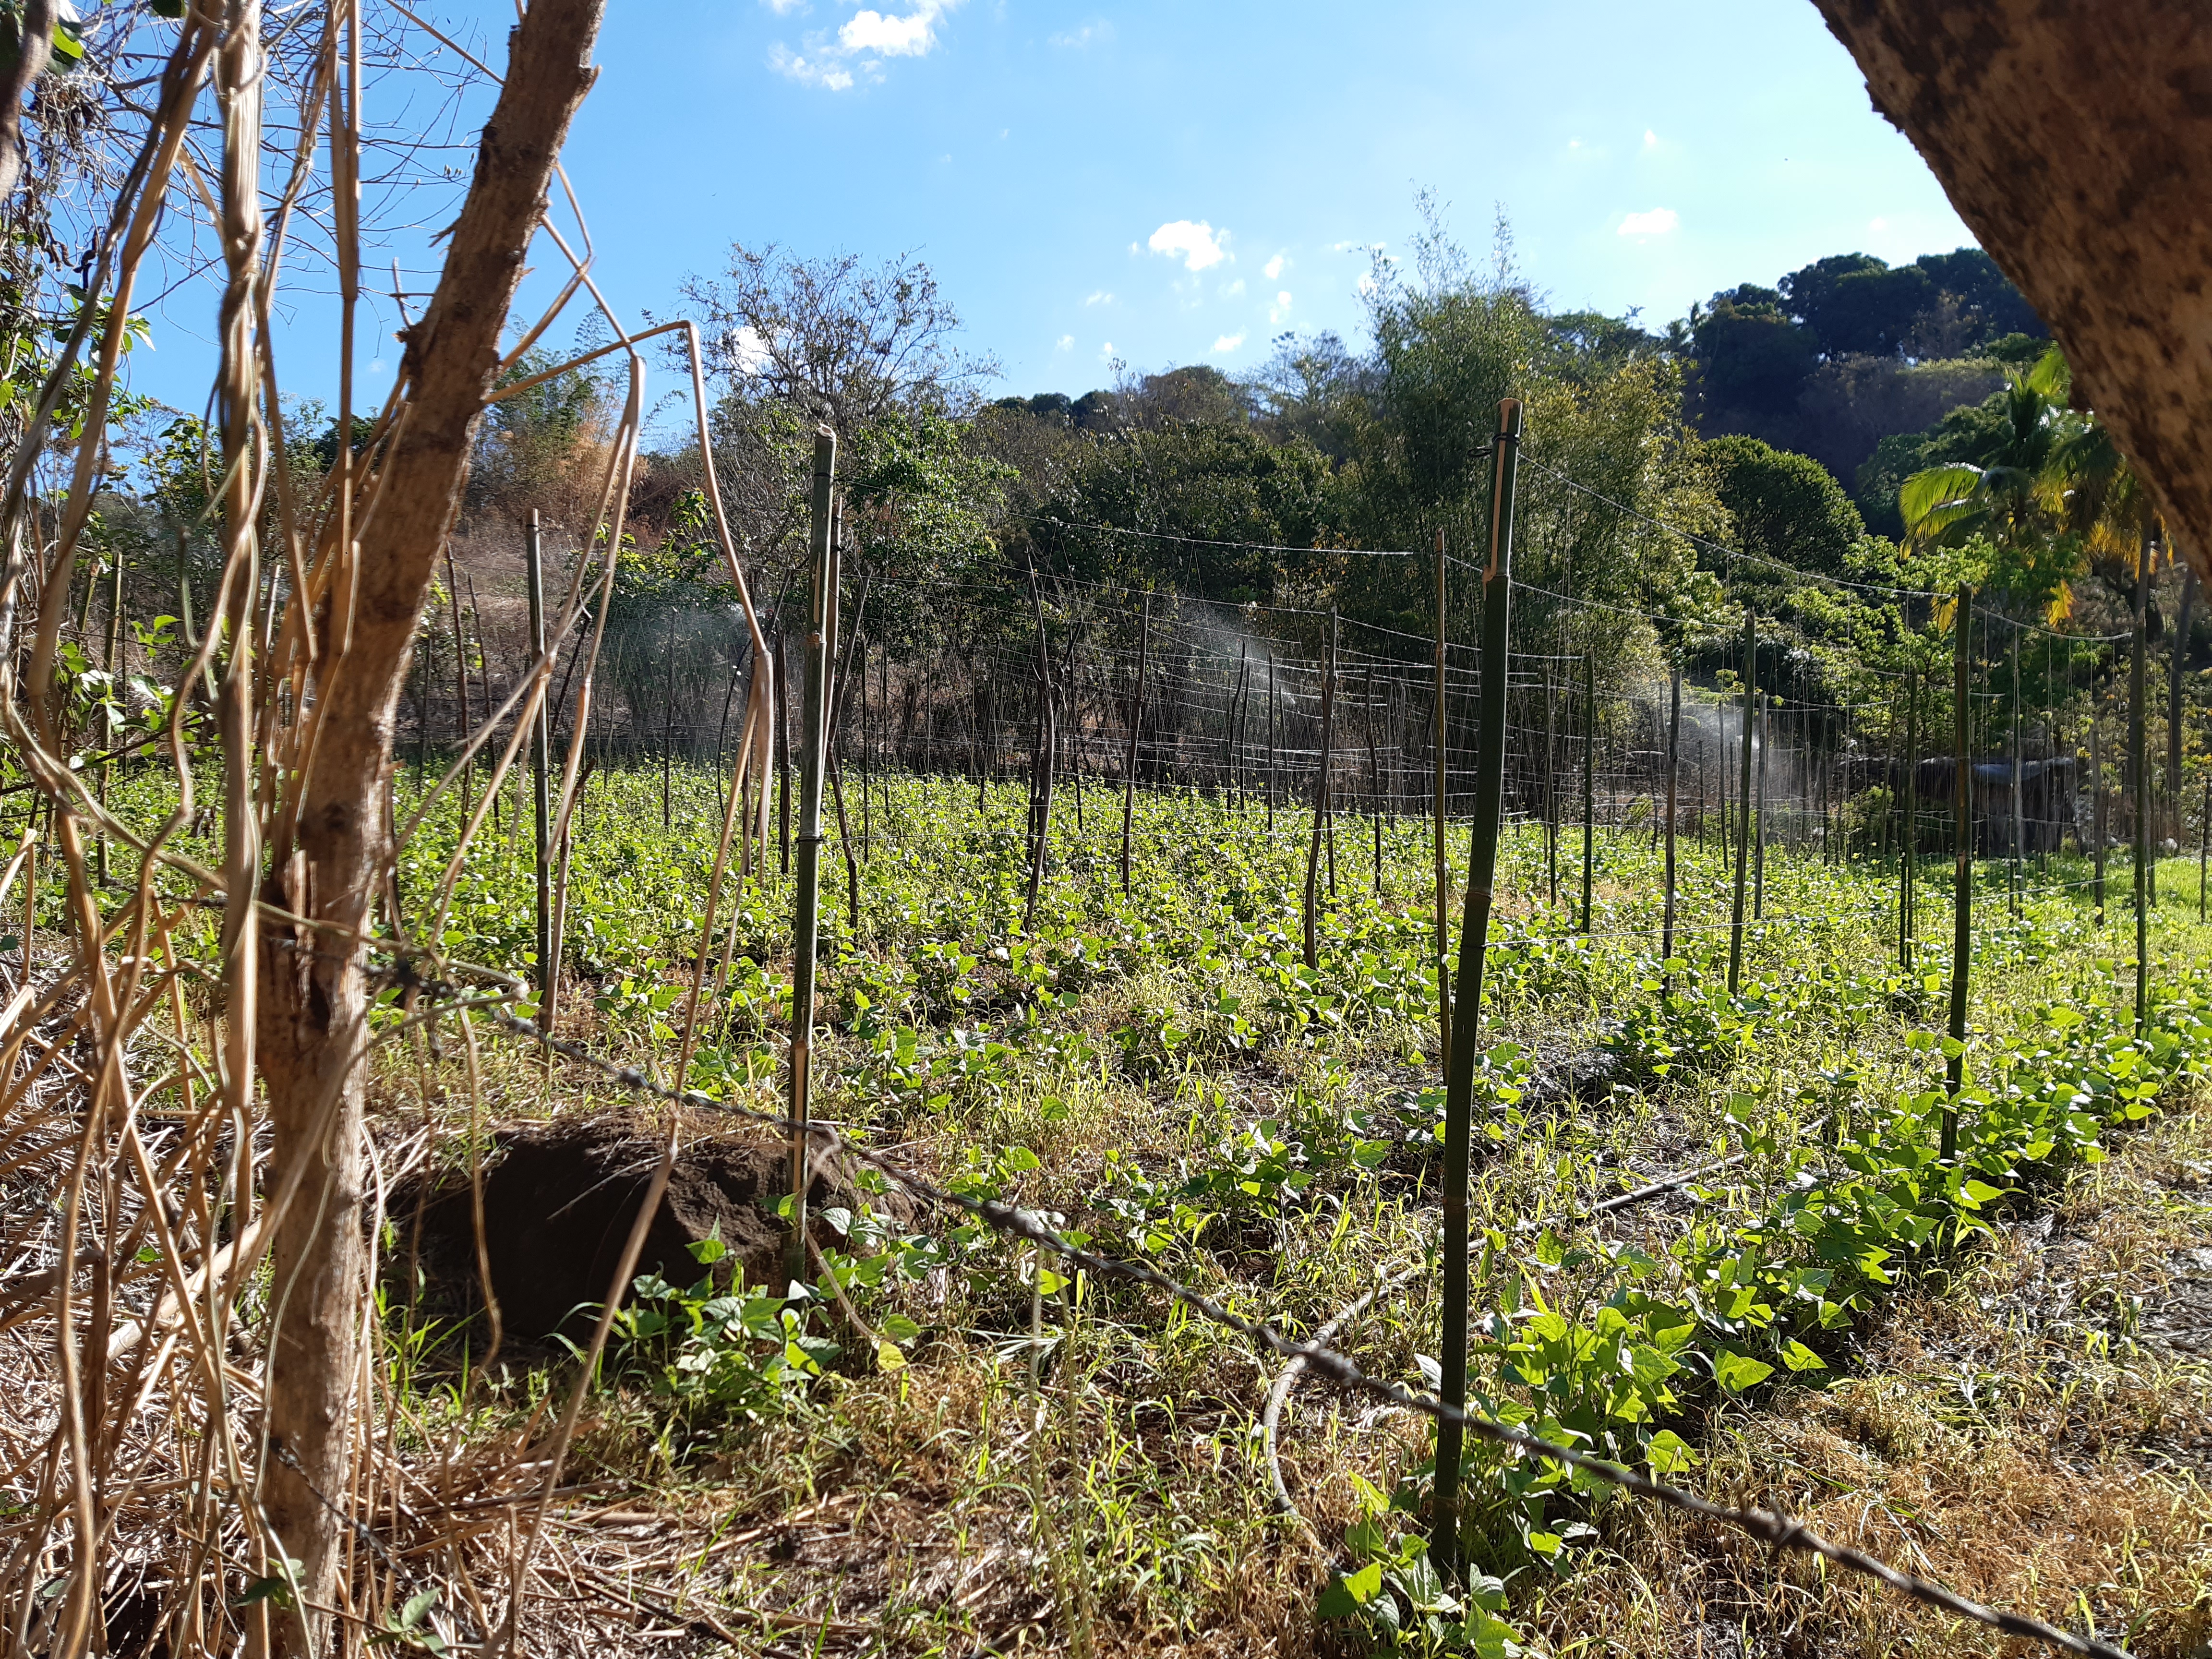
1024,562,1056,932
1902,670,1917,972
1754,691,1768,920
95,550,122,886
1946,585,1973,1160
776,631,792,876
2011,626,2024,918
788,430,836,1284
1544,663,1559,908
1432,527,1451,1065
1301,610,1337,969
2092,709,2107,922
1661,658,1679,979
2133,552,2151,1031
1120,593,1148,895
1367,657,1382,893
2172,565,2197,857
1727,608,1755,995
2200,760,2209,924
1579,650,1595,935
1434,399,1522,1581
527,510,553,1015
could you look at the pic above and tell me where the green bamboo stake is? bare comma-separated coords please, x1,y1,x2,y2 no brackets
1902,669,1917,971
1301,610,1337,969
2133,553,2151,1032
1433,398,1522,1581
1432,529,1451,1068
1727,607,1755,995
1945,585,1973,1160
1661,659,1679,977
1578,650,1595,935
789,427,838,1283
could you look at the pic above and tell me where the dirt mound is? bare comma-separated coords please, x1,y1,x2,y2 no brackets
408,1114,904,1338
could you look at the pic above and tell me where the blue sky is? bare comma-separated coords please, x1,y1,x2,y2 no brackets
132,0,1976,421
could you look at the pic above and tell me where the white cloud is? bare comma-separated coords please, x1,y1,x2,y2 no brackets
729,325,771,373
1050,21,1113,48
1148,219,1228,271
1869,216,1888,232
1099,340,1116,361
1212,331,1246,353
842,5,938,55
1643,128,1658,148
1356,271,1379,297
769,44,854,89
1268,290,1292,325
1221,277,1245,298
770,0,961,91
1618,207,1679,237
1262,252,1287,280
1568,137,1582,150
1084,289,1112,306
1056,334,1074,352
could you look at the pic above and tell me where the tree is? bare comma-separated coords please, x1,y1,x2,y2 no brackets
1705,434,1866,579
250,9,610,1648
1688,287,1818,417
1811,1,2212,594
679,243,996,443
1039,421,1332,604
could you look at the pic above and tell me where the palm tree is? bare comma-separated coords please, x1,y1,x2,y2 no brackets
1898,344,2069,555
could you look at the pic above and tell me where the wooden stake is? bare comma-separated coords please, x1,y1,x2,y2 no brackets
789,431,836,1284
1946,585,1973,1159
1728,607,1755,995
1579,651,1595,934
2011,626,2025,917
1434,399,1522,1581
1432,527,1451,1064
1661,658,1680,979
1120,593,1149,895
527,510,553,1017
1024,561,1056,932
1301,611,1337,969
2133,551,2151,1031
1902,670,1917,972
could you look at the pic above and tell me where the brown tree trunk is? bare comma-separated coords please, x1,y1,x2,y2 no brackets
1812,2,2212,588
253,5,605,1651
0,0,55,203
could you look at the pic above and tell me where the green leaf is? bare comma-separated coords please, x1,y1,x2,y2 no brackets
1713,1350,1774,1394
1647,1429,1699,1473
1779,1339,1827,1372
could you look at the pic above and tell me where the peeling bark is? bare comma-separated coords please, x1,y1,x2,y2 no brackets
1813,1,2212,581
